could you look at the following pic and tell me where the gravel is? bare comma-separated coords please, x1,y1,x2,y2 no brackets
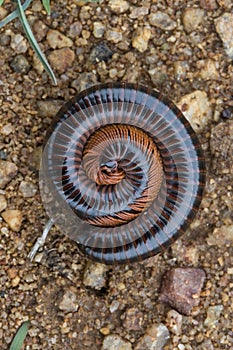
0,0,232,349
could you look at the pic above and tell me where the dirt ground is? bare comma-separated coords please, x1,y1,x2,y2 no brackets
0,0,232,349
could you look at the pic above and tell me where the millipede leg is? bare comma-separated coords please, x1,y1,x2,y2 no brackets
28,219,53,260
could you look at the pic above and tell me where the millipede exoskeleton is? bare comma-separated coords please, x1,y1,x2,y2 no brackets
38,82,205,265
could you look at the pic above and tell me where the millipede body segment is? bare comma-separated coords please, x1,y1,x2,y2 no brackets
40,83,206,265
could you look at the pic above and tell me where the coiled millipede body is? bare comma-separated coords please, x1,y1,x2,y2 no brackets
40,83,205,265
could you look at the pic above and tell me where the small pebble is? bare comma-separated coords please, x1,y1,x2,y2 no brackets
109,300,120,313
215,13,233,59
11,276,21,287
166,310,183,335
106,29,123,44
88,42,113,63
207,225,233,246
149,11,177,31
32,20,48,42
48,48,75,73
71,72,98,92
37,100,63,118
58,289,79,312
83,262,109,290
204,305,224,327
129,7,149,19
178,90,212,132
19,181,37,198
148,65,167,86
7,267,18,279
93,22,106,38
33,54,45,75
108,0,130,14
1,209,23,232
0,195,7,212
0,160,18,189
135,323,170,350
10,54,31,74
68,21,83,38
171,241,199,266
100,327,110,335
132,28,151,52
173,61,189,81
159,268,206,315
196,59,219,80
101,334,132,350
122,307,143,331
10,34,28,53
221,106,233,119
182,8,205,33
1,123,14,136
198,340,214,350
200,0,218,10
47,29,73,49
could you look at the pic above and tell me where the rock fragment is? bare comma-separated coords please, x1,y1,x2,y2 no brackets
166,310,183,335
58,289,79,312
47,29,73,49
215,13,233,59
149,11,176,31
88,42,113,63
132,28,151,52
159,268,206,315
204,305,224,327
10,54,30,74
134,323,170,350
1,209,23,232
182,8,205,33
68,21,82,38
19,181,37,198
106,29,123,44
1,123,14,136
0,160,18,189
83,262,109,290
196,59,219,80
207,225,233,246
93,22,106,38
10,34,28,53
71,72,98,92
129,7,149,19
122,307,144,331
178,90,212,132
200,0,218,10
108,0,130,14
101,334,132,350
48,48,75,73
37,100,63,118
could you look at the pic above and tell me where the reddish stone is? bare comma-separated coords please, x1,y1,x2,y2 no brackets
159,268,206,315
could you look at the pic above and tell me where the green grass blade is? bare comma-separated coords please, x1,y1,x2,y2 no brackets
10,321,29,350
15,0,57,84
42,0,50,15
0,0,32,29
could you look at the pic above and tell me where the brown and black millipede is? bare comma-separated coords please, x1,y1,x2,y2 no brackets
39,82,205,265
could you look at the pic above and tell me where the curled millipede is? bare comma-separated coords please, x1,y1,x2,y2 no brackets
40,82,206,265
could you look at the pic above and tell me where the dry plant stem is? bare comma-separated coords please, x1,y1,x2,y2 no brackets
28,219,53,260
